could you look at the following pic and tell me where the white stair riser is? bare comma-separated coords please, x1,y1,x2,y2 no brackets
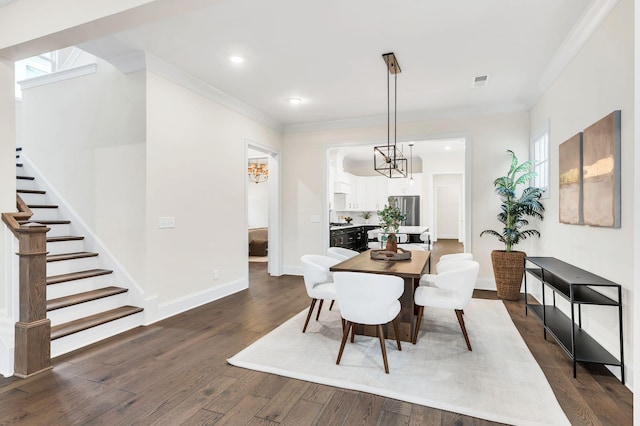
48,292,130,327
47,239,85,255
47,274,114,299
16,179,37,191
18,193,47,205
30,208,60,221
51,311,143,358
47,257,99,276
45,223,71,237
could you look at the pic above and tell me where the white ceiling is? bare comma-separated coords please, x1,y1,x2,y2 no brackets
77,0,605,129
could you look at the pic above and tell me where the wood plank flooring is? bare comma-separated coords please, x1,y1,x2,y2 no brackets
0,241,632,425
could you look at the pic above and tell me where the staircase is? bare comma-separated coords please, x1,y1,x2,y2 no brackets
15,148,144,357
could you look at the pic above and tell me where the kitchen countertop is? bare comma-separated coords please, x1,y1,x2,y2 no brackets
329,223,381,231
329,224,429,233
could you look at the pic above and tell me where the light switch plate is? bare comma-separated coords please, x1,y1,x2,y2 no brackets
310,215,320,223
159,217,175,228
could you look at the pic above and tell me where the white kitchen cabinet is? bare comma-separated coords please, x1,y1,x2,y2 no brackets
364,176,388,211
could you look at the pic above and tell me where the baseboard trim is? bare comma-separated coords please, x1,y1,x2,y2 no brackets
154,278,248,324
282,265,302,276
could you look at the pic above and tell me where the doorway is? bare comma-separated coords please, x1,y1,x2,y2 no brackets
433,173,464,247
324,138,469,253
246,141,281,277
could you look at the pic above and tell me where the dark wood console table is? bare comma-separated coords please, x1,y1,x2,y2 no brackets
524,257,624,384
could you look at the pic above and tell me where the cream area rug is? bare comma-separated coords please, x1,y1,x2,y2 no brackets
228,299,570,426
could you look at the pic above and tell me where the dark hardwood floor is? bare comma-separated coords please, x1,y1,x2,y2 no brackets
0,242,631,425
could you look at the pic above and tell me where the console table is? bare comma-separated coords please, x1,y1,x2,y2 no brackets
524,257,624,384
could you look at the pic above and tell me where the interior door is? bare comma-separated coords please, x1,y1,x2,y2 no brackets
435,185,460,240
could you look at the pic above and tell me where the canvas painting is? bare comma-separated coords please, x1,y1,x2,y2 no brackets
559,133,582,224
582,110,621,228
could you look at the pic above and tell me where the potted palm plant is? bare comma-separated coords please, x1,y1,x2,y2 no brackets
377,197,406,252
480,150,545,300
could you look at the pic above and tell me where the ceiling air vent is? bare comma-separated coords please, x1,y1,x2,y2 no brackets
472,75,489,88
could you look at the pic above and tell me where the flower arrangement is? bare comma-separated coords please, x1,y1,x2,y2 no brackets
360,211,372,220
344,216,353,224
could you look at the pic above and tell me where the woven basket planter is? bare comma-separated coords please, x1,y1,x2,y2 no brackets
491,250,526,300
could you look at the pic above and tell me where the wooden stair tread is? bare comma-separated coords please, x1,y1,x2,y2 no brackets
50,306,143,340
19,219,70,225
16,175,34,180
28,204,59,209
47,235,85,242
47,286,128,311
47,269,113,285
47,252,99,262
17,189,46,194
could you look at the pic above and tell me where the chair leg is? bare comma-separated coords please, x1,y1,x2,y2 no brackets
336,321,352,365
302,299,317,333
392,317,402,351
377,324,390,374
315,299,324,321
455,309,472,351
350,323,355,343
413,305,424,344
329,300,335,311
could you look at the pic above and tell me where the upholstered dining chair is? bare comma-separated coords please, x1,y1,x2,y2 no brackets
300,254,341,332
397,243,425,251
327,247,359,261
413,260,479,349
419,253,474,286
333,272,404,374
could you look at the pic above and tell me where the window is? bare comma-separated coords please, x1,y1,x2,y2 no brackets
14,47,96,99
530,122,549,198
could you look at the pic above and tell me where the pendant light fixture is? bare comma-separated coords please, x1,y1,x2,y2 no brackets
374,52,407,178
408,142,414,186
247,160,269,184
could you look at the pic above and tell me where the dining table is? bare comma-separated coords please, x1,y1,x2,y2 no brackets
330,249,431,342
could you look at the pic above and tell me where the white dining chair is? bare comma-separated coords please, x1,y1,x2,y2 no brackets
333,272,404,374
397,243,425,251
300,254,341,332
413,260,480,349
439,253,473,264
327,247,359,261
419,253,474,286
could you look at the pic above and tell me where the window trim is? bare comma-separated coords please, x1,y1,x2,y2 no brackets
530,120,550,199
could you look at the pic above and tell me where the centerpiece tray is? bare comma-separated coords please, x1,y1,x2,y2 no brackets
370,248,412,261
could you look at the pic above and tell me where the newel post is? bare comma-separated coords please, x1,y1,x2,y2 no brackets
13,222,51,378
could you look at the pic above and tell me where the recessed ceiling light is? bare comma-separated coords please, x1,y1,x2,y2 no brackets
444,146,452,151
229,56,245,64
287,97,303,105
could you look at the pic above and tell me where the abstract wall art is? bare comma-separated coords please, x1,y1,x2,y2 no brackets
559,133,583,225
581,110,621,228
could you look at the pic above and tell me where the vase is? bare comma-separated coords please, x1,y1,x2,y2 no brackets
490,250,526,300
385,233,398,253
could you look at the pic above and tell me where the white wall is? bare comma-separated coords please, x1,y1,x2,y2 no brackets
146,72,282,305
19,58,147,284
530,0,634,384
282,111,531,283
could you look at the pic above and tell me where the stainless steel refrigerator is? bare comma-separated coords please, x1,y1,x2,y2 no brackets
389,196,420,226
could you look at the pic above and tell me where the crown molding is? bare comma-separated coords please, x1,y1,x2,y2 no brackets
284,102,528,134
534,0,621,101
18,63,97,90
143,54,283,132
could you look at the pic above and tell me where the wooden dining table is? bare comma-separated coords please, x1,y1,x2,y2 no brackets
330,249,431,342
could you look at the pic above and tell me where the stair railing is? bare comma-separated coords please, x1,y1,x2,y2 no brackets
1,195,51,377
